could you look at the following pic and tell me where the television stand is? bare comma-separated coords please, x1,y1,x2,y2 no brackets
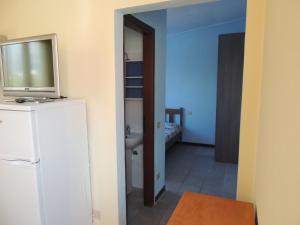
14,97,55,104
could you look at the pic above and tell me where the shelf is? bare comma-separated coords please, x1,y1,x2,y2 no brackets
125,76,143,79
125,98,143,101
125,61,143,98
126,60,143,62
125,86,144,88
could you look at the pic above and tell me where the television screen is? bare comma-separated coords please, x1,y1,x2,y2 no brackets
2,40,54,88
0,34,60,98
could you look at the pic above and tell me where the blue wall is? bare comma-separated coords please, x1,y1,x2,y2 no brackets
166,19,246,145
134,10,167,195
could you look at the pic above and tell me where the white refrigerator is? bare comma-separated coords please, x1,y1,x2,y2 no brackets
0,99,92,225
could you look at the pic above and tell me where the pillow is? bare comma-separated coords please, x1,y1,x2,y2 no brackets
165,122,179,129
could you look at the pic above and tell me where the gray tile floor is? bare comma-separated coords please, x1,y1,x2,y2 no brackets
127,144,238,225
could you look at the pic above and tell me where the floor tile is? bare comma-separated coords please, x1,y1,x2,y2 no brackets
127,144,238,225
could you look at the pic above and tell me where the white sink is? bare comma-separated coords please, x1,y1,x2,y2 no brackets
125,133,143,149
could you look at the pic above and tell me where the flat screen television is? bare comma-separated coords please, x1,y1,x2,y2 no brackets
0,34,60,98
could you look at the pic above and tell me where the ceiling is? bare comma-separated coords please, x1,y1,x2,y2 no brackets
167,0,247,34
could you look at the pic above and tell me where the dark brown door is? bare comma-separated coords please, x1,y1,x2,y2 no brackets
215,33,245,164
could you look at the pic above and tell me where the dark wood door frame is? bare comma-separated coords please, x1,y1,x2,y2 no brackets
124,15,155,207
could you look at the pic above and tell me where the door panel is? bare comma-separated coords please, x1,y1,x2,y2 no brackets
215,33,245,164
0,160,42,225
0,110,38,161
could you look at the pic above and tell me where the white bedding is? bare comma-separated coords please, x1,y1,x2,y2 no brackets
165,122,181,142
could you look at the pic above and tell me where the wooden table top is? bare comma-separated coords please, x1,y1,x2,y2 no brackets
167,192,255,225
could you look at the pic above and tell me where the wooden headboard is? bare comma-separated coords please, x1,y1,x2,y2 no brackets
165,108,184,127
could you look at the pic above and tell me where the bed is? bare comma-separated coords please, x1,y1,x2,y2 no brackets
165,108,183,150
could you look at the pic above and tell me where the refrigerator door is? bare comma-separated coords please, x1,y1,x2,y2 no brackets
0,160,43,225
0,110,39,162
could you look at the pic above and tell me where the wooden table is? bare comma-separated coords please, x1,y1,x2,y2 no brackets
167,192,255,225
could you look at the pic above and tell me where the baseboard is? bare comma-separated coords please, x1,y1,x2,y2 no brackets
181,142,215,148
155,185,166,202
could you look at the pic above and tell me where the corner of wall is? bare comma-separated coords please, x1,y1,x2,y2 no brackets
236,0,267,202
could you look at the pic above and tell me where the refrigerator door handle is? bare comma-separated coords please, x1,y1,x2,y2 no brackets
0,159,40,166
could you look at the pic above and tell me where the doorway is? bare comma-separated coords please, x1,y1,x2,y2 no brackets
123,15,155,209
122,2,246,225
114,0,260,224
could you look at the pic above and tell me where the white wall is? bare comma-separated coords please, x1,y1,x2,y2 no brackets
254,1,300,224
124,27,143,62
134,10,167,195
125,100,143,133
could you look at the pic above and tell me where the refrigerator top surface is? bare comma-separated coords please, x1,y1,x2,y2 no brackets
0,98,85,111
